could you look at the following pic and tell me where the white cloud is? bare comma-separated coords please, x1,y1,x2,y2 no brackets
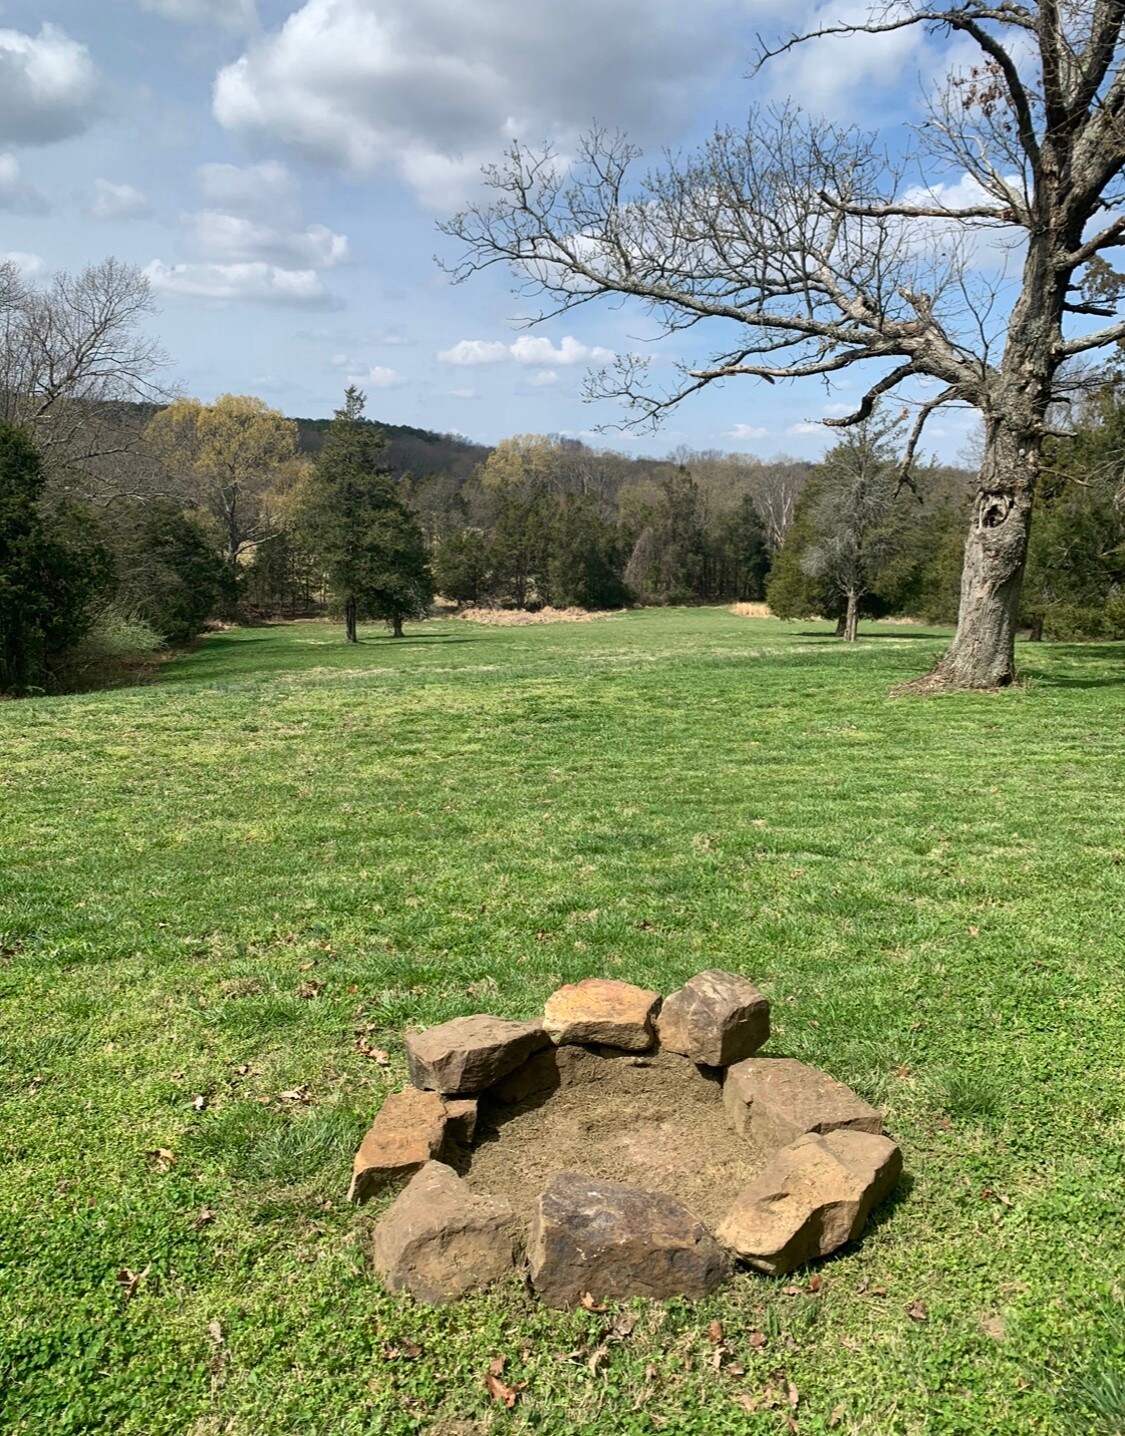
213,0,746,207
189,209,348,268
194,160,297,223
728,423,768,440
88,179,152,221
138,0,257,29
439,334,614,366
509,335,613,366
0,250,46,279
787,420,825,435
143,259,338,308
0,152,48,213
438,339,510,365
347,364,404,388
0,24,103,146
528,370,558,387
449,387,477,399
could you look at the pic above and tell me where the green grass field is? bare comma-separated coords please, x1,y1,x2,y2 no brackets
2,609,1124,1436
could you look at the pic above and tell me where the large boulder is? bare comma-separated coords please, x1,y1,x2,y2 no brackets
543,978,661,1051
348,1087,448,1203
406,1015,550,1095
723,1057,882,1151
371,1161,520,1303
716,1129,902,1274
657,969,770,1067
527,1171,730,1308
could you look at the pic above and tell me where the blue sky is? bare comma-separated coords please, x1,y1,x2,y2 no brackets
0,0,986,460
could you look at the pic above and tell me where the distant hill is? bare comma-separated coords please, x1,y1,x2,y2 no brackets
293,415,491,483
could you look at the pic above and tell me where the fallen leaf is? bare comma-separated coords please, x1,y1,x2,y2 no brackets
644,1363,659,1381
610,1310,637,1340
587,1342,609,1375
207,1320,223,1344
748,1330,767,1349
828,1402,846,1428
733,1393,759,1414
355,1036,391,1064
787,1379,800,1410
484,1371,520,1408
580,1291,607,1312
968,925,980,937
193,1208,217,1230
707,1319,725,1344
277,1086,311,1103
907,1300,928,1322
782,1285,803,1297
149,1148,176,1172
27,1075,44,1095
116,1265,150,1300
191,1094,207,1112
488,1355,507,1377
297,979,323,1000
807,1274,824,1294
298,961,316,971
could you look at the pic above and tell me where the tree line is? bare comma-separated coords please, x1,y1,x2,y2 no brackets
5,255,1125,697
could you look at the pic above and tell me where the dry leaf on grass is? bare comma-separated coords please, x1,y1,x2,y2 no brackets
907,1300,928,1322
484,1371,523,1407
192,1208,217,1229
297,979,323,999
580,1291,607,1312
116,1265,150,1300
148,1148,176,1171
277,1086,311,1103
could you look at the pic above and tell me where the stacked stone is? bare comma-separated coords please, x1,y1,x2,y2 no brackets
351,970,902,1307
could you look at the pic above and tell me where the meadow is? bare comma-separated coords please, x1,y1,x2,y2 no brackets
1,608,1123,1436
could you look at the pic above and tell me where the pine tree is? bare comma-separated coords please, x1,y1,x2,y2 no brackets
301,388,434,641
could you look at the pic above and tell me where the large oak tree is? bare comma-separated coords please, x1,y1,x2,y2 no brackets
443,0,1125,689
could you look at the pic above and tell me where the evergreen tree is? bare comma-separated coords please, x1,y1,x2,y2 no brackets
0,423,110,693
432,527,491,606
110,500,233,643
548,495,629,609
301,388,434,640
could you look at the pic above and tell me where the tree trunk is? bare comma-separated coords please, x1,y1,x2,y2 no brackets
842,590,859,642
392,615,404,637
834,613,846,637
345,595,357,644
928,421,1040,689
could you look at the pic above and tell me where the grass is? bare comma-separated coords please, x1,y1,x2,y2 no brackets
1,607,1123,1436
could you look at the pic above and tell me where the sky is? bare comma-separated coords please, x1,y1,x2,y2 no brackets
0,0,991,461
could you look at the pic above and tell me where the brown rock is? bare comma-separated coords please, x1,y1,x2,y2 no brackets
716,1129,902,1274
657,969,770,1066
723,1057,883,1152
527,1171,730,1308
442,1098,478,1146
371,1161,519,1303
542,978,661,1051
406,1015,550,1095
348,1087,448,1203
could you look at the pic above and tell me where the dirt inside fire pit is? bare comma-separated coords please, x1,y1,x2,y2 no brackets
460,1045,765,1228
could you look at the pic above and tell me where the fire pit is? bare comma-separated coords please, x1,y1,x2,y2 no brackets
350,972,901,1307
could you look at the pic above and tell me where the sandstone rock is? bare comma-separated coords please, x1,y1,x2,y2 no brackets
406,1015,550,1095
542,978,661,1051
442,1097,478,1146
657,969,770,1066
723,1057,883,1152
348,1087,448,1203
716,1128,902,1274
527,1171,730,1308
371,1161,519,1303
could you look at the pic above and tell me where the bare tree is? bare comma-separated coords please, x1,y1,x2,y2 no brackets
443,2,1125,689
0,257,167,494
748,459,809,553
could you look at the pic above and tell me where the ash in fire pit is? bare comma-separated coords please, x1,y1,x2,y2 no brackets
352,972,901,1308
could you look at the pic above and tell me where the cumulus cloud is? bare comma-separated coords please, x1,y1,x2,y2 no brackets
143,259,338,308
190,210,348,268
88,179,152,221
0,24,103,146
138,0,257,29
213,0,744,206
0,152,49,214
787,420,825,435
528,370,558,387
195,160,297,222
728,423,768,440
1,250,46,279
439,334,613,366
347,364,405,389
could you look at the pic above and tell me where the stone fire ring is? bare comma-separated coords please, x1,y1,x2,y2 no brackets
350,972,903,1308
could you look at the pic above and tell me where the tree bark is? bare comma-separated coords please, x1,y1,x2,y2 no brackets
345,595,357,644
392,615,404,637
842,590,859,642
928,418,1041,689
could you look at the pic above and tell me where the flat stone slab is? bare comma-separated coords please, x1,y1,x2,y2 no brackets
371,1161,519,1303
348,1087,448,1203
723,1057,883,1152
543,978,661,1050
716,1129,902,1274
406,1015,550,1095
527,1171,730,1308
657,969,770,1066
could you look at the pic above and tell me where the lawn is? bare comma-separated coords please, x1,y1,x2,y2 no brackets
1,608,1123,1436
